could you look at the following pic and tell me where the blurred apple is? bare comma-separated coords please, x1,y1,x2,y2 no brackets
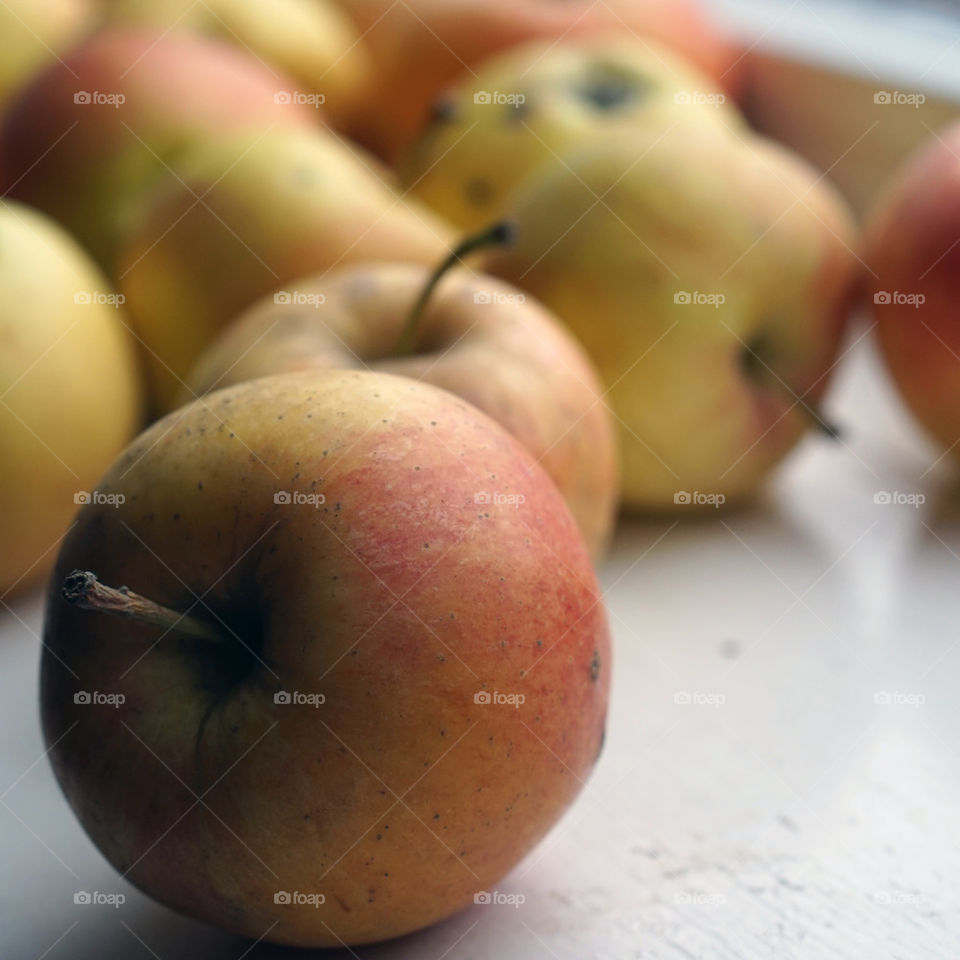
0,201,141,596
184,243,618,558
117,127,454,411
99,0,372,127
403,35,743,231
0,0,94,110
42,369,609,946
338,0,742,163
865,123,960,457
486,125,859,511
0,27,319,271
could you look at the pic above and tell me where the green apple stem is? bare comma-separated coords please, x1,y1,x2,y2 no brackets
62,570,229,645
394,220,515,357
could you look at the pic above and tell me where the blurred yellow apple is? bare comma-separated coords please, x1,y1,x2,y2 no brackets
403,36,743,231
0,202,141,595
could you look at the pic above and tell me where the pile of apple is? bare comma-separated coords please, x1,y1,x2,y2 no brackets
1,0,958,949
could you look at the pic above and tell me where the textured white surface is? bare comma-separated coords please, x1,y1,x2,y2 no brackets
2,334,959,958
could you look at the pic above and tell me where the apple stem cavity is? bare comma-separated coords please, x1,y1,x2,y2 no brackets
394,220,515,357
62,570,229,646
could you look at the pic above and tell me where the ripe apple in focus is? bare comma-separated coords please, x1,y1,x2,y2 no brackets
0,201,141,596
183,248,618,558
865,123,960,457
486,126,859,511
0,27,319,270
41,369,610,947
116,127,454,411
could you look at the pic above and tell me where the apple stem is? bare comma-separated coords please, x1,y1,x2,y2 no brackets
799,402,842,440
740,344,842,440
394,220,515,356
61,570,229,645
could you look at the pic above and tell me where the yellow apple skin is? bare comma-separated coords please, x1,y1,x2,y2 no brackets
183,263,619,558
0,0,94,110
338,0,742,164
403,36,743,232
0,202,141,595
486,127,859,512
41,370,610,947
116,128,454,412
99,0,373,127
0,28,319,273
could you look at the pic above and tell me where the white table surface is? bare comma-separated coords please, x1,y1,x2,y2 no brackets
3,331,959,959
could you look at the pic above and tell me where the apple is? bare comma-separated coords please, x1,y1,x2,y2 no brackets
0,0,94,110
485,124,859,511
183,225,618,558
865,122,960,456
99,0,373,127
41,369,610,947
338,0,741,163
0,201,141,596
0,27,319,271
117,127,454,412
402,35,743,232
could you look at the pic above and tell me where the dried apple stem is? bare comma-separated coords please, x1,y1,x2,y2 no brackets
394,220,515,356
62,570,228,645
795,399,842,440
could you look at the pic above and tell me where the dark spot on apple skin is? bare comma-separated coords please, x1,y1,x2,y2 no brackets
464,177,494,208
430,93,458,124
590,650,601,681
505,99,530,124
